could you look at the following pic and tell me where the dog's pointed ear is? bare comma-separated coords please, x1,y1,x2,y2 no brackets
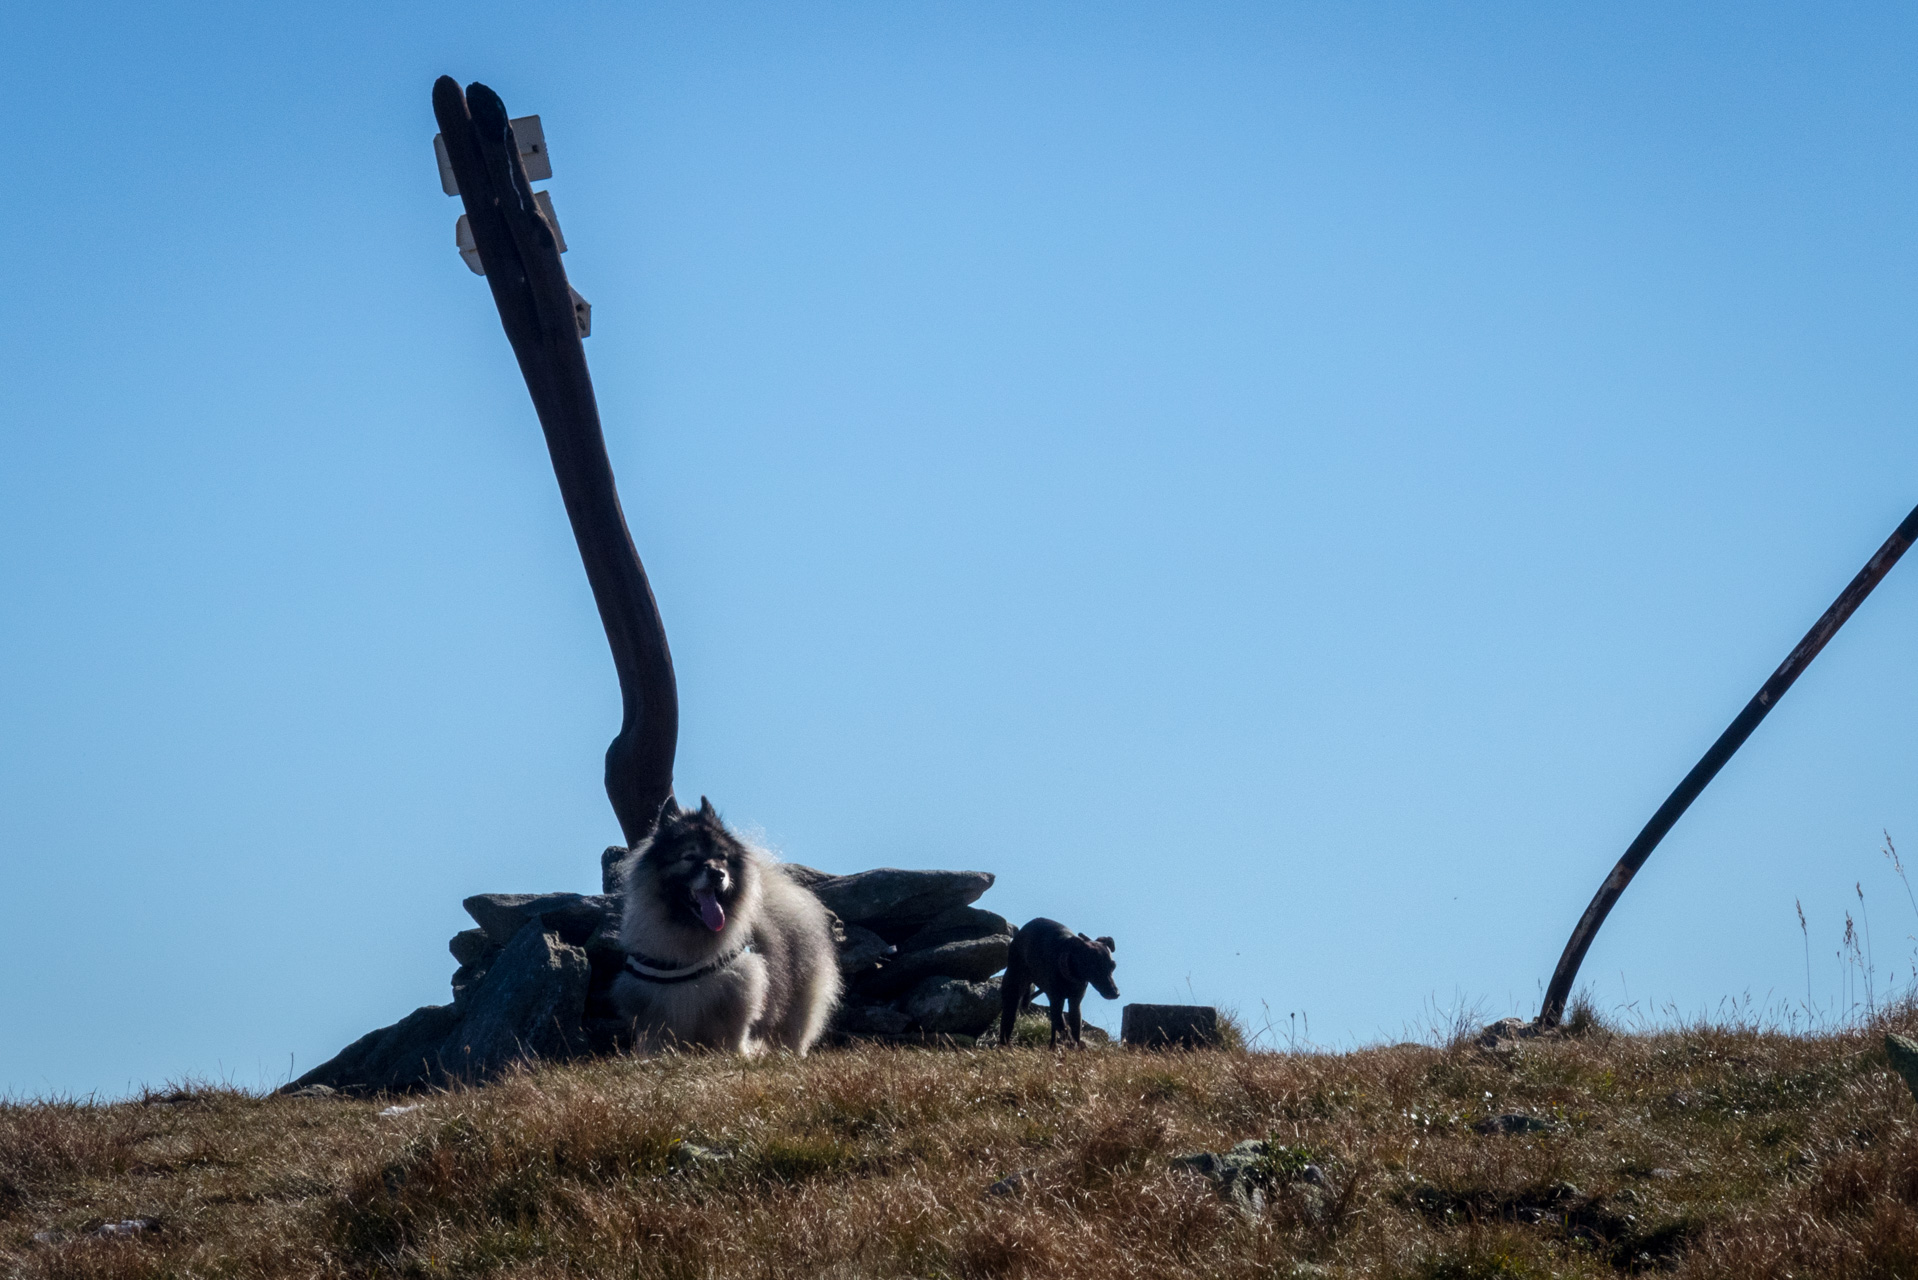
657,796,681,823
1097,936,1115,953
699,795,718,819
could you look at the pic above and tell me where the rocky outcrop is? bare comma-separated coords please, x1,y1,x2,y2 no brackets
289,922,593,1095
286,859,1010,1093
829,877,1011,1040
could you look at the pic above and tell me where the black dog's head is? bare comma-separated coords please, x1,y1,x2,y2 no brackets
635,797,756,936
1073,933,1120,1000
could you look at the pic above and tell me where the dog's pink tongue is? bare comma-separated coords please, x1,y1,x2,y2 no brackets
695,889,726,932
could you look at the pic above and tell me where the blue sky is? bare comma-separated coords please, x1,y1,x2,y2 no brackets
3,3,1916,1096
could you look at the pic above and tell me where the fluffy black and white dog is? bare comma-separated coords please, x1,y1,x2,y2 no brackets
610,798,842,1055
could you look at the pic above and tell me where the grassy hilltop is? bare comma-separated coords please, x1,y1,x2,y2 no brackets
6,1011,1918,1279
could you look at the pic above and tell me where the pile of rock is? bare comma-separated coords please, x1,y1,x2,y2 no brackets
283,855,1011,1095
786,864,1011,1045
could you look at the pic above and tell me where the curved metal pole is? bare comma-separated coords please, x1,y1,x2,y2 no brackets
1538,502,1918,1027
432,78,678,847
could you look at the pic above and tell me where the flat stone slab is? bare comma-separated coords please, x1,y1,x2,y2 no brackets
1122,1003,1221,1049
896,905,1013,954
807,869,994,939
853,935,1011,997
463,892,616,947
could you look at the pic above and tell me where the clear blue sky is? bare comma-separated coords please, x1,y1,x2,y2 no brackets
4,3,1916,1097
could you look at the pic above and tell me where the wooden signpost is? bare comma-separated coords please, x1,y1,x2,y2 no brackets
431,78,678,848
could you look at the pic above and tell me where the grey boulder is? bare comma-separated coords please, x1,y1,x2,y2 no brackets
600,846,630,894
283,1002,463,1095
449,927,498,968
443,924,591,1079
837,924,895,976
582,911,630,962
808,869,995,939
986,1168,1034,1197
1173,1141,1331,1222
451,961,491,1011
903,977,1001,1035
1476,1017,1540,1049
835,1003,914,1036
463,892,615,948
1176,1140,1276,1220
855,936,1010,997
896,905,1013,954
1473,1113,1561,1136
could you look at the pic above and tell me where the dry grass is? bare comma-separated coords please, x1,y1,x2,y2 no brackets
6,1010,1918,1279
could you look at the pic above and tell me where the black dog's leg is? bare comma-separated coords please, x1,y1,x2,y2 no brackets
1067,993,1084,1047
999,956,1031,1047
1045,999,1066,1049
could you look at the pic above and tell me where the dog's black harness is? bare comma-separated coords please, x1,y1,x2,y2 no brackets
621,944,751,985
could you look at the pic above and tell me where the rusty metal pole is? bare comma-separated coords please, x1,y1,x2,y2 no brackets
1538,502,1918,1028
432,78,679,847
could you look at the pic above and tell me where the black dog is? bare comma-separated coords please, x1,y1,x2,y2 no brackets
999,918,1119,1048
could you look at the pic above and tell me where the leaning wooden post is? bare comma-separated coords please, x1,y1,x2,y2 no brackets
1538,502,1918,1027
431,77,679,847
